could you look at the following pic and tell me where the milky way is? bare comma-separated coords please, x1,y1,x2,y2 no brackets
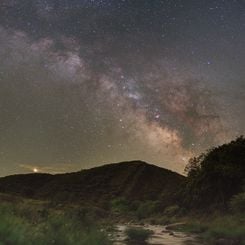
0,0,244,176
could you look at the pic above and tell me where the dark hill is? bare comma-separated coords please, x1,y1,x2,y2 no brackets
0,161,185,206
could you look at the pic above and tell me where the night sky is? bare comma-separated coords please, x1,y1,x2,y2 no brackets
0,0,244,176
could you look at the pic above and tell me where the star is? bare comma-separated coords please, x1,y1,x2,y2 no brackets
0,0,244,176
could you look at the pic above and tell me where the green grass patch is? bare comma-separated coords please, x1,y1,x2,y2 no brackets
0,195,112,245
173,214,245,244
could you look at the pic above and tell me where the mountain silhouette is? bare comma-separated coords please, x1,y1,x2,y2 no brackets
0,161,185,206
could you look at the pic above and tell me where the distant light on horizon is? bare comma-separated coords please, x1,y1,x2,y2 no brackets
33,168,39,173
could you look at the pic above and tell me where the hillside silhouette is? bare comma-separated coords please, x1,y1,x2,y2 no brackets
0,137,244,212
0,161,185,207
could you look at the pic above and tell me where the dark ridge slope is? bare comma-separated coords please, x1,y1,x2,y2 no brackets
0,173,53,196
0,161,185,204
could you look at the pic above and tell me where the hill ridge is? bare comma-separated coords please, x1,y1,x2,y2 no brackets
0,161,185,206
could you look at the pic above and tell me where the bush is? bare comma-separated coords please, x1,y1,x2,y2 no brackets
136,201,157,219
125,227,153,242
0,201,112,245
203,215,245,241
179,215,245,244
230,192,245,213
163,205,180,216
111,198,129,213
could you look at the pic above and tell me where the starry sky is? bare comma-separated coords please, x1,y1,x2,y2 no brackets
0,0,244,176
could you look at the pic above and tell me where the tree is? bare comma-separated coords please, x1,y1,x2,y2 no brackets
183,136,245,210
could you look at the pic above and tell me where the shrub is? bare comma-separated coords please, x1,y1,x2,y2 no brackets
230,192,245,213
180,215,245,243
111,198,129,213
0,202,112,245
125,227,153,242
203,215,245,241
163,205,180,216
136,201,157,219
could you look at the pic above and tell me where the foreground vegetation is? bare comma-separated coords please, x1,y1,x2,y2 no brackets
169,214,245,245
0,194,111,245
179,136,245,244
125,227,153,243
